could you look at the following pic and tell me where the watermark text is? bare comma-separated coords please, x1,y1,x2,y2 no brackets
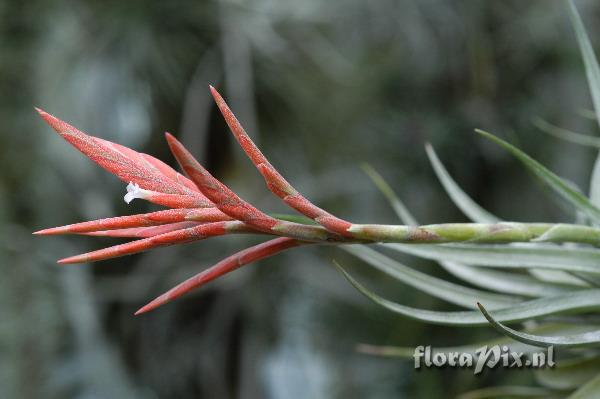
413,345,555,374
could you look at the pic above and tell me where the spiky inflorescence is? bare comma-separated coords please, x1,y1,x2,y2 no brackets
34,87,600,315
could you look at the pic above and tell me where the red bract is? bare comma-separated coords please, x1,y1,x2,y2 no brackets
56,221,254,264
34,208,232,235
135,237,306,315
209,86,353,237
164,132,281,233
36,108,208,200
35,87,359,315
81,222,205,238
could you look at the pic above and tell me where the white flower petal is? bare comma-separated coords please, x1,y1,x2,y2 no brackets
124,182,143,204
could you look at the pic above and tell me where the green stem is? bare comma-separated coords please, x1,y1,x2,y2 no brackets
268,218,600,246
347,222,600,245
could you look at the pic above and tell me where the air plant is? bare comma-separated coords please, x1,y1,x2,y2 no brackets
34,84,600,315
34,1,600,396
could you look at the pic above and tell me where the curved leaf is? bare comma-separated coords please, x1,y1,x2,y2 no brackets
567,372,600,399
342,245,517,309
361,163,417,225
568,0,600,126
357,323,585,358
474,129,600,223
385,243,600,274
457,386,558,399
477,303,600,347
533,118,600,148
425,143,499,223
335,261,600,326
589,154,600,209
528,268,590,287
441,262,577,297
535,356,600,391
568,0,600,232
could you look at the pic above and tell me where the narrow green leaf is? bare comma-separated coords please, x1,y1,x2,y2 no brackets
535,356,600,391
385,243,600,275
578,108,597,120
425,143,499,223
361,163,417,225
342,245,517,309
357,323,587,358
477,302,600,347
528,269,590,287
533,117,600,148
568,0,600,126
335,261,600,326
457,386,558,399
569,272,600,287
474,128,600,223
590,154,600,209
567,372,600,399
563,0,600,210
441,262,577,297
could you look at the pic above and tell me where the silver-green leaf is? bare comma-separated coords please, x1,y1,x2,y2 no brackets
425,143,499,223
477,302,600,347
474,128,600,223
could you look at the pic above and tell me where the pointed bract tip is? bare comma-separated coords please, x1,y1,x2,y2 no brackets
134,296,164,315
57,255,84,265
209,85,221,99
133,308,146,316
33,226,68,235
35,107,51,118
164,132,184,152
134,306,150,316
164,133,180,152
35,107,64,131
35,108,52,121
33,229,52,235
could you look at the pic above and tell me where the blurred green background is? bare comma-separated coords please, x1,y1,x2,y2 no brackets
2,0,600,397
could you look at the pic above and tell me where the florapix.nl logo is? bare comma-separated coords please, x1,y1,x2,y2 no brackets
413,345,555,374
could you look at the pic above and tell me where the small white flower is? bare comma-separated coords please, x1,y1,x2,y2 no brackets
124,182,149,204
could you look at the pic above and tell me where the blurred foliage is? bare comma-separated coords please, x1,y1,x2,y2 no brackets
2,0,600,398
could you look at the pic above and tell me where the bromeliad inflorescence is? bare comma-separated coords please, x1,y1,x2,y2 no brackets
35,86,600,315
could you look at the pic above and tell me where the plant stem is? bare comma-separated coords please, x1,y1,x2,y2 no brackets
346,222,600,245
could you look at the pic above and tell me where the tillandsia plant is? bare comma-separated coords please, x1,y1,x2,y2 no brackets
34,85,600,314
35,1,600,396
